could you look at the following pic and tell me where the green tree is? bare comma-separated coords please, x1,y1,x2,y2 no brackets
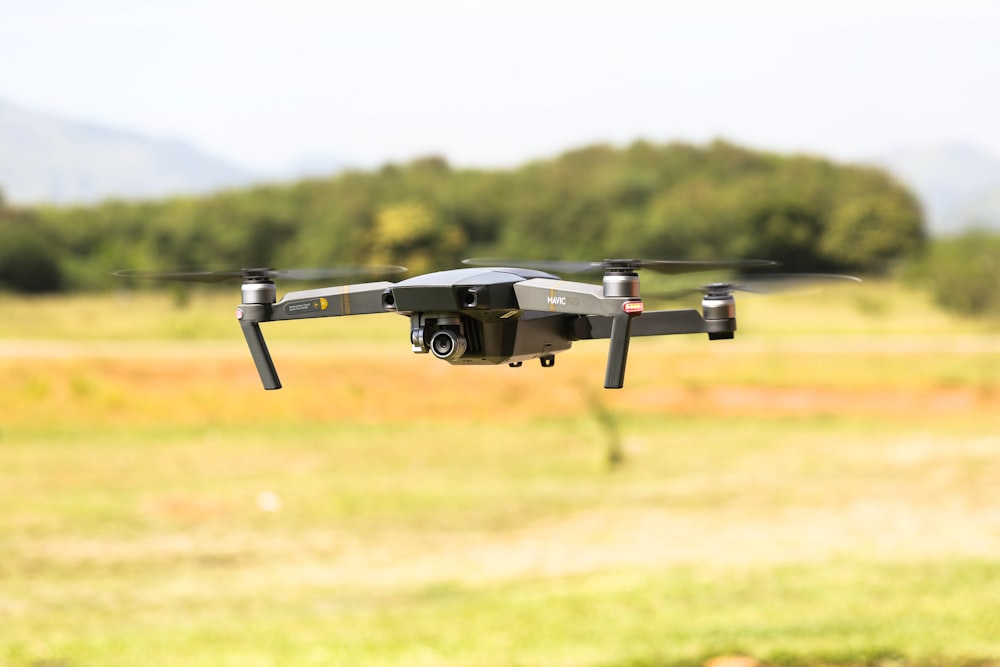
4,140,928,293
0,219,64,292
907,229,1000,317
821,168,925,271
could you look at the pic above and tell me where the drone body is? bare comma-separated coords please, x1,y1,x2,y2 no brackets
232,261,746,391
116,258,857,391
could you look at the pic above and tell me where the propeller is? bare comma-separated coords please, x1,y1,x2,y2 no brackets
113,266,408,283
652,273,862,299
463,257,778,275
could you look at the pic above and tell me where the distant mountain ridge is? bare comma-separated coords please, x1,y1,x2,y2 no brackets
0,99,255,205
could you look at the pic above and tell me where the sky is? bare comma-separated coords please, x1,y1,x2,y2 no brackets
2,0,1000,172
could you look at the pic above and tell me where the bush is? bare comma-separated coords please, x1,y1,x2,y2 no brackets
0,222,64,292
906,229,1000,317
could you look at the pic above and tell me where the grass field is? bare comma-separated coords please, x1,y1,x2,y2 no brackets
2,281,1000,667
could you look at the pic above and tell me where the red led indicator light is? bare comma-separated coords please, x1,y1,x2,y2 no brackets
623,301,644,314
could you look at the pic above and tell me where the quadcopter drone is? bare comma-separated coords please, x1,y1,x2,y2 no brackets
116,259,857,390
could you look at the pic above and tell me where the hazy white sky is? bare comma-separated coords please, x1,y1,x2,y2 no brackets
2,0,999,171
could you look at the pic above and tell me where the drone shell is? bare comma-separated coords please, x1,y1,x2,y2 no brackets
383,267,558,317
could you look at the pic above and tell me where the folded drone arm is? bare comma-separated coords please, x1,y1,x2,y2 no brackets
269,281,396,321
570,309,712,340
236,281,396,390
568,308,736,388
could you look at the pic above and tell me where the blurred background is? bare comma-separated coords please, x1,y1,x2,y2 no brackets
3,0,1000,301
2,2,1000,666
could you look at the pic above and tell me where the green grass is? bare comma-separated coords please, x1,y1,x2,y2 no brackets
4,415,1000,666
2,282,1000,666
6,559,1000,667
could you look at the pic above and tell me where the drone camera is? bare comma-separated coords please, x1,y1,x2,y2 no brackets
410,314,469,359
429,329,468,360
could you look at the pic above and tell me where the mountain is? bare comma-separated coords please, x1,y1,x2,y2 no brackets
872,144,1000,235
0,100,255,205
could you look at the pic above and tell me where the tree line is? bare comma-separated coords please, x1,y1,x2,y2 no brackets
0,139,926,293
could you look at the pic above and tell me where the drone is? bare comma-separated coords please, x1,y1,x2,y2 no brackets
115,259,857,390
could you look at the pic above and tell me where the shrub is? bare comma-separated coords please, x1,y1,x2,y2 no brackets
0,222,64,292
906,229,1000,317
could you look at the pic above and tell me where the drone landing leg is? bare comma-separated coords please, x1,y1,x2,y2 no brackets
604,313,634,389
239,319,282,390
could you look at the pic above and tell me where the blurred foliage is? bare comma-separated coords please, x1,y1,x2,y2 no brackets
0,210,64,292
904,228,1000,317
0,140,926,292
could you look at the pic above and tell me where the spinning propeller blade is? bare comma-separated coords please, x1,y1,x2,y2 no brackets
463,257,777,275
651,273,862,299
113,266,407,283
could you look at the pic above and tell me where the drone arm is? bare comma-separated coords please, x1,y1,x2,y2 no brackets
571,309,712,339
236,281,395,390
270,281,395,321
574,308,735,389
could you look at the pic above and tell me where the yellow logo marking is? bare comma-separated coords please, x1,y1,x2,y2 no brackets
339,286,351,315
